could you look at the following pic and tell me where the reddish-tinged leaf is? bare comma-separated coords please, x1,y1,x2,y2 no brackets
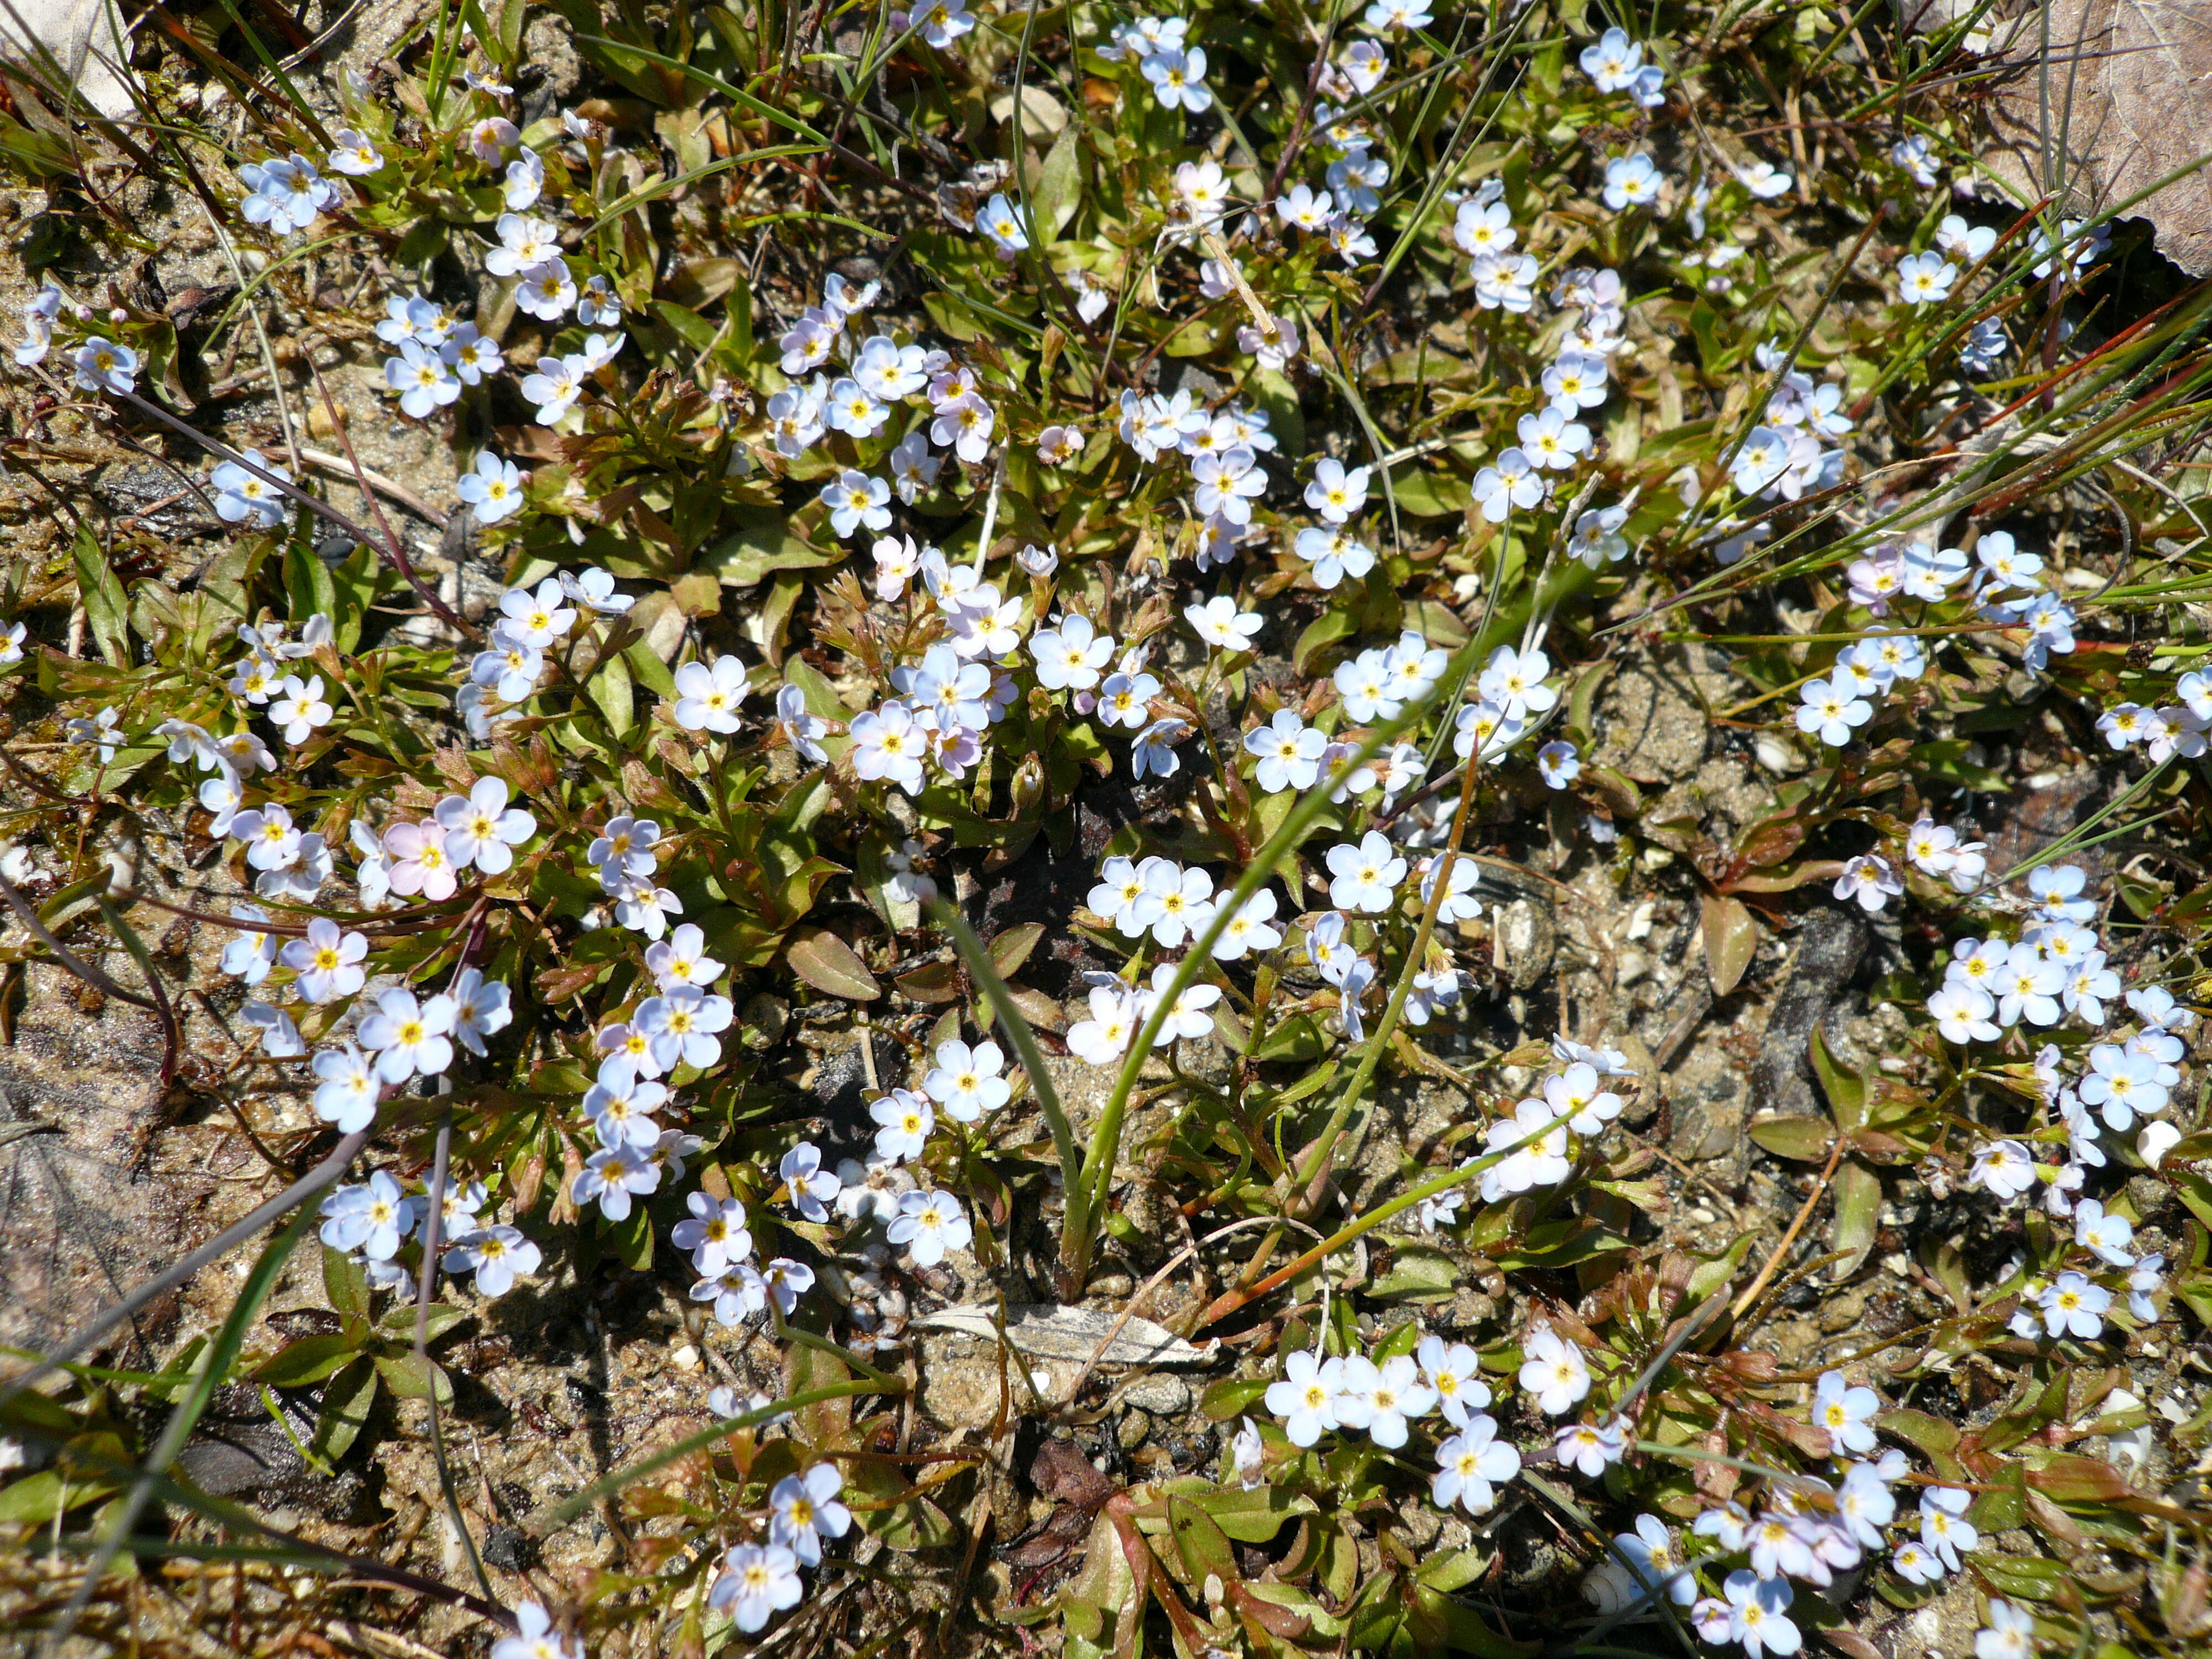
1702,893,1758,995
786,927,881,1001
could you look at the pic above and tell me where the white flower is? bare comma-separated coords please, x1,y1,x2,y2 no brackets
1517,1328,1591,1415
445,1225,540,1296
1478,644,1556,718
975,191,1030,254
770,1463,851,1566
2074,1198,2135,1267
281,917,367,1003
72,337,138,394
1326,831,1406,913
1304,458,1370,524
1738,159,1793,198
1892,134,1940,187
1139,962,1223,1043
320,1172,415,1258
1579,27,1642,92
1919,1486,1980,1570
311,1044,380,1132
435,776,536,873
1431,1414,1520,1513
492,1601,579,1659
458,450,524,523
1975,1598,2035,1659
1245,709,1326,792
1812,1371,1880,1453
1967,1139,2036,1202
1833,853,1902,913
503,150,545,211
1453,699,1525,762
887,1188,971,1265
1929,982,1998,1045
1067,984,1140,1066
915,0,974,47
924,1039,1010,1123
1516,406,1590,471
1186,594,1263,653
1795,677,1872,747
1471,447,1543,521
1293,525,1376,588
1265,1349,1343,1447
780,1142,842,1222
2039,1271,2110,1339
211,450,293,528
486,212,561,278
385,341,460,419
708,1543,804,1634
672,1193,752,1274
1334,1353,1434,1448
1537,740,1580,789
1725,1572,1798,1659
269,675,334,745
519,353,591,426
514,259,577,321
1602,153,1661,210
1897,251,1958,305
357,988,459,1084
449,968,511,1056
851,703,927,794
672,653,749,734
1555,1420,1626,1477
870,1088,933,1164
1131,860,1217,950
1142,46,1212,113
1032,614,1117,693
1199,889,1278,961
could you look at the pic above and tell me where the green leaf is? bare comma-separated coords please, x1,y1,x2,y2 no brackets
1187,1482,1306,1542
1391,469,1472,519
1293,606,1359,676
1368,1245,1461,1303
1417,1546,1491,1594
252,1333,359,1387
1199,1377,1271,1421
373,1303,467,1344
1036,123,1083,237
1749,1117,1833,1162
1829,1160,1881,1277
71,522,130,666
700,506,843,587
1410,1582,1539,1657
312,1355,378,1463
988,922,1045,978
372,1352,453,1405
323,1245,370,1322
651,298,719,352
0,1468,115,1524
1811,1024,1868,1132
1251,1012,1325,1063
588,649,635,738
284,535,337,632
1167,1494,1235,1585
1976,1556,2070,1601
1875,1407,1959,1457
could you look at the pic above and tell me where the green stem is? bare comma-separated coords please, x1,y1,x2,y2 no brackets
1062,633,1490,1289
925,895,1084,1254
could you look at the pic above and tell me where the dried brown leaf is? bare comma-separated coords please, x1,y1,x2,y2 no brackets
1985,0,2212,274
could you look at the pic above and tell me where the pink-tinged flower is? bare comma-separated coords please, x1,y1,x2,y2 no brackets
384,821,459,900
